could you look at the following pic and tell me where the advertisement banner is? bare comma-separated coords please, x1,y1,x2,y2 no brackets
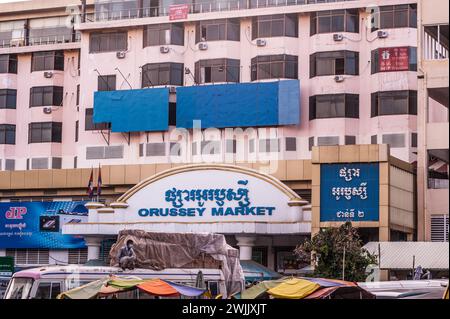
320,163,380,222
0,202,88,249
379,47,409,72
169,4,189,20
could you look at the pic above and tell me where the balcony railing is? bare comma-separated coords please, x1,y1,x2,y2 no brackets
86,0,356,23
0,33,81,49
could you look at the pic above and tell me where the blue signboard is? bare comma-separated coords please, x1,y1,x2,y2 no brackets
320,163,379,222
0,202,88,249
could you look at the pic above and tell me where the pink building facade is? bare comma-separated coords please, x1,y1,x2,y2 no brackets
1,0,419,172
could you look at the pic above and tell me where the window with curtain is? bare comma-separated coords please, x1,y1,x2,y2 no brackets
310,50,359,77
371,90,417,117
251,54,298,81
195,58,240,84
310,9,359,35
252,14,298,39
309,94,359,120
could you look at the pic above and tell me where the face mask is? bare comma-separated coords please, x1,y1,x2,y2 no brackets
128,245,133,249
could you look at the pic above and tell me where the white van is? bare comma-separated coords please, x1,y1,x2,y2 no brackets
3,265,228,299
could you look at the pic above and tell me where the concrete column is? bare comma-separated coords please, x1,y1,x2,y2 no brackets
85,237,102,261
0,249,5,257
235,236,256,261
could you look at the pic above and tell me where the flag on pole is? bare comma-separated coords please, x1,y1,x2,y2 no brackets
97,164,102,197
87,168,94,199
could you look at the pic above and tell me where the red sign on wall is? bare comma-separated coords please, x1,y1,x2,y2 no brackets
378,47,410,72
169,4,189,21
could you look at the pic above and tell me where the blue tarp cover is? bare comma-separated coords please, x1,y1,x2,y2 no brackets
176,80,300,129
93,88,170,133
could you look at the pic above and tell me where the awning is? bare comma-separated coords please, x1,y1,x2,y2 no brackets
267,278,320,299
364,242,450,270
241,260,282,282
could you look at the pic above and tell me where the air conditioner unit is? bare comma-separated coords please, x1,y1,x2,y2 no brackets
43,107,52,114
256,39,267,47
334,75,345,82
377,30,389,39
333,34,344,41
198,42,208,51
168,86,177,93
116,51,126,59
160,46,170,54
44,71,53,78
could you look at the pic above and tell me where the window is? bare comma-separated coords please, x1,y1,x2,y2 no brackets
86,145,124,160
431,215,449,242
310,10,359,35
6,249,49,265
195,59,240,84
195,19,240,43
371,90,417,117
371,135,378,144
76,84,80,106
382,133,405,148
31,158,49,169
251,54,298,81
141,62,184,87
89,31,127,53
31,51,64,72
75,121,79,142
170,142,181,156
28,122,62,143
97,75,116,91
85,108,110,131
225,139,237,154
428,149,449,189
371,47,417,73
29,16,74,45
345,136,356,145
285,137,297,151
68,248,88,264
259,139,280,153
29,86,63,107
146,143,166,156
144,23,184,47
371,4,417,32
0,20,26,46
411,132,417,147
52,157,62,169
309,94,359,120
34,282,61,299
252,14,298,39
201,141,221,155
317,136,340,146
0,124,15,144
308,137,314,151
0,89,17,109
0,54,18,74
310,51,359,77
5,159,15,171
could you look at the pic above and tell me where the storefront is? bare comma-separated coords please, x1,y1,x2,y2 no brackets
63,164,311,272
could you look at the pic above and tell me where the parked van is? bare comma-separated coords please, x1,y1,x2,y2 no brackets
3,265,228,299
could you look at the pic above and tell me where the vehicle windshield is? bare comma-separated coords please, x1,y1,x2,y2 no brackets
4,277,34,299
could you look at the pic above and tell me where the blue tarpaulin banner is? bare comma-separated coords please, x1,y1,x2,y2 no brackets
320,163,380,222
176,80,300,129
0,202,88,249
94,88,170,133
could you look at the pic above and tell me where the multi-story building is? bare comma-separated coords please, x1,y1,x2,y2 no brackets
417,0,449,242
0,0,421,276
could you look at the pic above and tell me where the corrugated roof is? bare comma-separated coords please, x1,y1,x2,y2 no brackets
363,242,449,270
